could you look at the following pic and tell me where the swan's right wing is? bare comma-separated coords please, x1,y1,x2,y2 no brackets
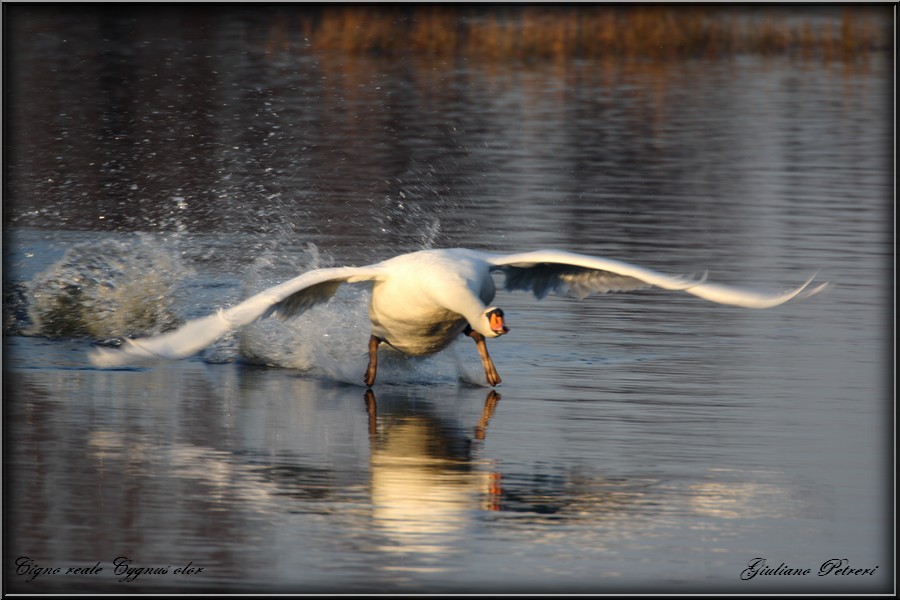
89,264,385,367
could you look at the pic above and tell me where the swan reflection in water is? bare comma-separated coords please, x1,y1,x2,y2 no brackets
362,389,504,560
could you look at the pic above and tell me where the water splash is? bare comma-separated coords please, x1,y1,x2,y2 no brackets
374,171,463,252
21,229,483,384
418,217,442,249
24,234,194,340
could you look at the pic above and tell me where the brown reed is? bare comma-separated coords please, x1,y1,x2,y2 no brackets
285,5,890,62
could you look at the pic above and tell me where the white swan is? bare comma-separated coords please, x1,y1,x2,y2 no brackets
88,248,828,386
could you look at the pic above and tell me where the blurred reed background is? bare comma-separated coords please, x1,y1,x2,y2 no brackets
254,5,891,62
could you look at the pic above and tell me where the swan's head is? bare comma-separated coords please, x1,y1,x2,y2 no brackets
483,307,509,337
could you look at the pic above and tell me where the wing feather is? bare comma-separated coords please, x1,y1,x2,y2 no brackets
89,265,384,367
484,250,827,308
503,264,653,299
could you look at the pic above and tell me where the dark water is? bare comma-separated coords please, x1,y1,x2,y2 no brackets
3,7,893,594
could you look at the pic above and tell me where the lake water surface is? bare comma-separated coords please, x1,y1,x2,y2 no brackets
3,7,893,594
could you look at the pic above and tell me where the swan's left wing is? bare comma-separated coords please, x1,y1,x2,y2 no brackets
89,264,385,367
483,250,828,308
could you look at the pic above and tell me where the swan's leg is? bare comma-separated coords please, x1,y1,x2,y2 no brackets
465,327,502,386
364,335,382,387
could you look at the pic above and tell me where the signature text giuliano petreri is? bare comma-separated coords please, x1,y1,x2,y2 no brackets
741,557,879,581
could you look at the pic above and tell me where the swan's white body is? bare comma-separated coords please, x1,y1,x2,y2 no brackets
89,248,828,385
366,250,498,355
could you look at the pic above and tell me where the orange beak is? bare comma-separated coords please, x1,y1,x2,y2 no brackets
489,312,509,335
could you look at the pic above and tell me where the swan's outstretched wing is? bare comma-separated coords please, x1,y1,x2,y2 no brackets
483,250,828,308
89,265,385,367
